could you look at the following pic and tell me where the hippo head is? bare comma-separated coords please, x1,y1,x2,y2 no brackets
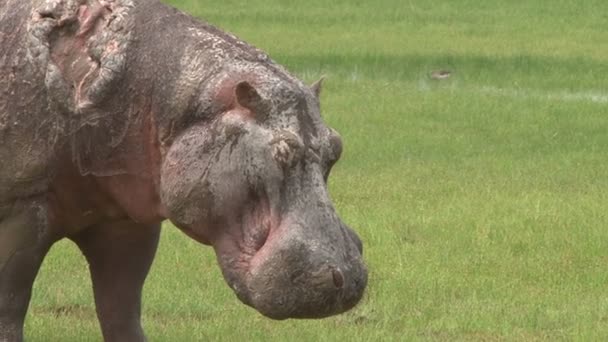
160,73,367,319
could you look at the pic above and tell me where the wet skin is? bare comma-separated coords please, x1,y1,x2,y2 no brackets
0,0,367,341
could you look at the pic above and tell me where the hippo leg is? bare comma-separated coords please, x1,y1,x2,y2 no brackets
71,220,160,342
0,198,56,342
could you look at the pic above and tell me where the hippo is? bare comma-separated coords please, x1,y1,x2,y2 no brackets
0,0,367,340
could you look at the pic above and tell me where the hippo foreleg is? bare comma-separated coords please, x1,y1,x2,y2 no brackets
0,198,56,342
71,220,160,342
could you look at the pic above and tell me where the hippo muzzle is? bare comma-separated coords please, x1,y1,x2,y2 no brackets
241,219,367,319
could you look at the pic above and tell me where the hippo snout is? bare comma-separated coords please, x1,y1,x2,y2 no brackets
241,224,368,320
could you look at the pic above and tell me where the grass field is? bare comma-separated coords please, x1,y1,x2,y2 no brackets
25,0,608,340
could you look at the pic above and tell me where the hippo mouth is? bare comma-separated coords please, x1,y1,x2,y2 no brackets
211,199,367,320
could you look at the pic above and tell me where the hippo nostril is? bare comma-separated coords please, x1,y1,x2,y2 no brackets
332,268,344,288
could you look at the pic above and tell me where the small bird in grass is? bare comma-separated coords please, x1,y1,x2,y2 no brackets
430,70,452,80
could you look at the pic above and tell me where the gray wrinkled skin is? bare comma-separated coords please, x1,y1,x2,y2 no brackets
1,0,367,339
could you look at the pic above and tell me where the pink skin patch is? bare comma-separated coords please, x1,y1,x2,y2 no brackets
77,3,110,38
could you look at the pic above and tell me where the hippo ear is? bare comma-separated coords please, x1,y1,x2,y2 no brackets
235,81,266,115
29,0,133,115
310,76,325,98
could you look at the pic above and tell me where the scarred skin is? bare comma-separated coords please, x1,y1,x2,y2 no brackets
0,0,368,341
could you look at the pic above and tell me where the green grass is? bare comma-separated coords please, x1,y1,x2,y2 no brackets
25,0,608,340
